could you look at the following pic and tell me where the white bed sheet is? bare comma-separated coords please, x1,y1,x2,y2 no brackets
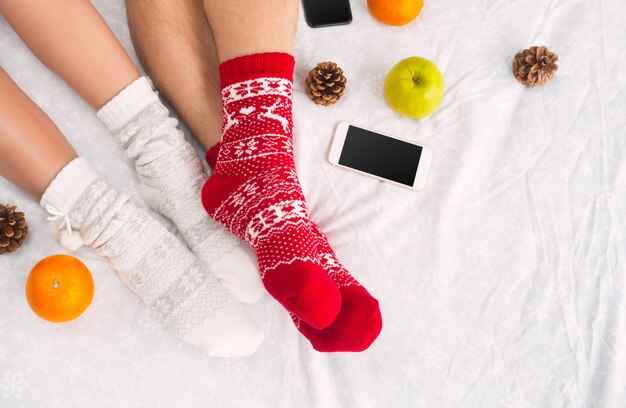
1,0,625,407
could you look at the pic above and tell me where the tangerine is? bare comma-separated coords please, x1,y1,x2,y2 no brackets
25,254,94,323
367,0,424,26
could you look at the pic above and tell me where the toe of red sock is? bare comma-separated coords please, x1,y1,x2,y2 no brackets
264,260,341,329
298,285,382,352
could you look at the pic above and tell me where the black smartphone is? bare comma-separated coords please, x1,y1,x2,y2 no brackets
302,0,352,28
329,123,433,190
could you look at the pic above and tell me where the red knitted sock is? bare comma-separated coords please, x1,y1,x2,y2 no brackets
206,144,382,352
202,53,340,329
292,222,383,352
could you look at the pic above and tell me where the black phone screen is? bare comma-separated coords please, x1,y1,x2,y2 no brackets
302,0,352,28
338,125,423,186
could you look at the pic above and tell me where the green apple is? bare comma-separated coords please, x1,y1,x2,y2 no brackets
384,57,444,120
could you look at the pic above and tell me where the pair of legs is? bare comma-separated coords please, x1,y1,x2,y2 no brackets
1,0,381,351
0,0,139,197
0,0,297,197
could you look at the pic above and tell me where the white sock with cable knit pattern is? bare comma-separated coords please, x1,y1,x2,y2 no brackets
41,158,263,357
97,77,263,304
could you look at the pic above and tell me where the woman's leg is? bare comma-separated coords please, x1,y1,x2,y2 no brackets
0,0,139,109
1,0,263,303
0,67,76,198
125,0,222,150
0,68,262,356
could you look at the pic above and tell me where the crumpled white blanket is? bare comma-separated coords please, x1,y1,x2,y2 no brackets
0,0,624,406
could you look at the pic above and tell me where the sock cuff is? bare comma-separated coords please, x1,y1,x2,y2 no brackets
40,158,99,215
97,76,160,132
219,52,295,89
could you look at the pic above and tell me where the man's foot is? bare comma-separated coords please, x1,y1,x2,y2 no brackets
202,53,341,329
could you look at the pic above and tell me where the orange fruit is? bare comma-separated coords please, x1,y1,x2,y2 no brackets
367,0,424,26
25,254,94,323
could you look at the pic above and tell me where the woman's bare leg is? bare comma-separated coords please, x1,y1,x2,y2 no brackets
0,0,139,109
0,68,76,198
125,0,222,150
1,0,265,302
0,76,263,357
0,0,265,339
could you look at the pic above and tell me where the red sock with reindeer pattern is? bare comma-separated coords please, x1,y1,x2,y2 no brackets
206,147,383,351
203,52,382,350
202,53,340,329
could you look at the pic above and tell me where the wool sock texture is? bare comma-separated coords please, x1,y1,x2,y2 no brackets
41,158,263,357
206,144,382,352
202,53,341,329
97,77,263,304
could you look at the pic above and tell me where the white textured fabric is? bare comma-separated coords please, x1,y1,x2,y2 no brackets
97,77,159,132
40,158,98,217
97,77,264,304
40,158,263,357
0,0,625,407
40,158,99,250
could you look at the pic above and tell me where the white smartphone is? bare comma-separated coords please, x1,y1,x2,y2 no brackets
328,122,432,191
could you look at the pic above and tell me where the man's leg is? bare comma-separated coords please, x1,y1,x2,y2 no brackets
199,0,346,330
200,0,381,349
202,0,297,62
126,0,296,148
125,0,222,150
126,0,297,149
0,0,263,303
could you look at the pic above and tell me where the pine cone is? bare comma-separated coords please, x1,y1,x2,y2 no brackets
513,46,559,87
0,203,29,255
305,61,347,106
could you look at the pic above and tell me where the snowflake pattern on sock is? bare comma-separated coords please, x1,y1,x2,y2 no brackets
210,77,318,276
42,158,263,356
203,68,341,328
98,77,264,304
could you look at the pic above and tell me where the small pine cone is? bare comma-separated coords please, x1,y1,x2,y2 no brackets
0,203,29,255
305,61,347,106
513,46,559,87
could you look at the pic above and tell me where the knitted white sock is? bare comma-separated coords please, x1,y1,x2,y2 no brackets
97,77,263,304
41,158,263,357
